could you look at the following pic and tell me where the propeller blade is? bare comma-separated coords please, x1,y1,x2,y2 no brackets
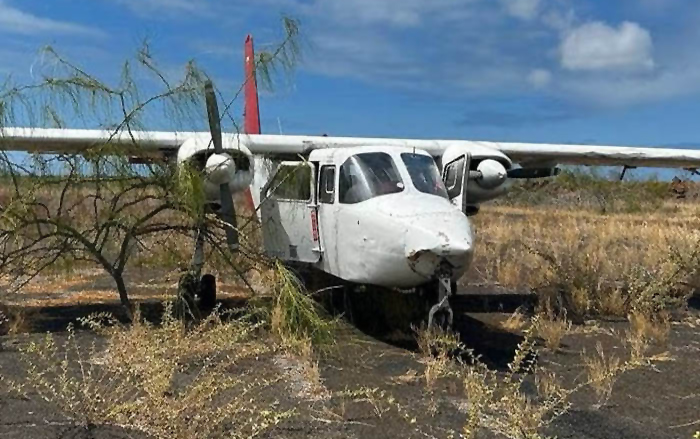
205,80,224,154
204,80,239,252
218,182,239,251
507,167,561,179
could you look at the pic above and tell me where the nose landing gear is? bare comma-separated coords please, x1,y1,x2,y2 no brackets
427,269,455,330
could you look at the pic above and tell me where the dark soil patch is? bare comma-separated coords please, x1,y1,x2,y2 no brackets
1,290,699,438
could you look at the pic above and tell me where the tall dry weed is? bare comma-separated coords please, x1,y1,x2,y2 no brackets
535,310,571,352
582,342,622,406
414,325,463,389
267,262,335,352
461,319,572,438
459,314,667,437
14,306,293,439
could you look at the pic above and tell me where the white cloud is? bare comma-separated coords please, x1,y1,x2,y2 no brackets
112,0,211,17
288,0,478,28
259,0,700,107
0,1,100,36
558,58,700,106
502,0,540,21
528,69,552,88
304,31,427,86
541,7,576,32
322,0,422,27
560,21,654,72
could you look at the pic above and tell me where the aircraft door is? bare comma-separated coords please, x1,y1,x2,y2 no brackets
316,164,337,271
441,153,471,214
260,161,321,263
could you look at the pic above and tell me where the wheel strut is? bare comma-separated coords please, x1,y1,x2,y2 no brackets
428,275,454,329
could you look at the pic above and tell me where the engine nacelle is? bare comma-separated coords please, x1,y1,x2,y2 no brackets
465,159,510,205
177,135,254,203
474,159,507,190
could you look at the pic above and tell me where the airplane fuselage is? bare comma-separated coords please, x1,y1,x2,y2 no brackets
253,145,475,289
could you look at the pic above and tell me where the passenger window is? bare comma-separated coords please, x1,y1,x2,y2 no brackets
444,157,465,199
268,164,311,201
319,165,335,204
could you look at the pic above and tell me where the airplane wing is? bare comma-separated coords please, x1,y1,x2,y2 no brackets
491,141,700,169
0,127,187,157
3,128,700,170
245,134,700,169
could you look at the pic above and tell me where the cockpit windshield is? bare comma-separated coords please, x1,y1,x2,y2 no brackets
339,152,404,204
401,153,448,199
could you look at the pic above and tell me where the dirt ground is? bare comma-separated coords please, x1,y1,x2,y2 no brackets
1,280,699,439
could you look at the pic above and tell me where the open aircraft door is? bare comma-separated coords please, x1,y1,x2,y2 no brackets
441,152,471,214
260,161,321,264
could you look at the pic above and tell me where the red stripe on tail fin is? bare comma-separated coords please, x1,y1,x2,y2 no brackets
242,35,260,212
244,34,261,135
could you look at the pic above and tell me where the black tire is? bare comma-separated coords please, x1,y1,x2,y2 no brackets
176,272,199,320
199,274,217,309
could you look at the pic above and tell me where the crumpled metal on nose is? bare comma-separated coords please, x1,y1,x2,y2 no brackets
404,224,472,279
405,228,472,260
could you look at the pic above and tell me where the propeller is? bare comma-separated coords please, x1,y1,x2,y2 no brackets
507,167,561,179
204,80,239,252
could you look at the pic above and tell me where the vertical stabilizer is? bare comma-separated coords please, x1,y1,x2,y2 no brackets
244,34,261,135
243,35,260,212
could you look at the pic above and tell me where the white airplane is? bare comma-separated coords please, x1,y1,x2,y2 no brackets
3,35,700,327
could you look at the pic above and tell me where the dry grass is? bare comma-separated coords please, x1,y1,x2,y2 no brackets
414,325,463,389
281,336,328,400
597,288,627,316
0,306,7,337
266,262,336,352
0,268,251,308
460,321,572,439
624,311,671,363
535,311,571,352
0,304,33,335
629,311,671,345
5,307,33,334
457,315,670,437
582,342,622,406
469,204,700,317
12,304,295,438
501,308,529,332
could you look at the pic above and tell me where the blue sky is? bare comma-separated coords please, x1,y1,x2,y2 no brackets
2,0,700,164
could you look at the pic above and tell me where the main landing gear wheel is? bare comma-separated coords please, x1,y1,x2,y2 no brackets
199,274,217,309
427,275,454,331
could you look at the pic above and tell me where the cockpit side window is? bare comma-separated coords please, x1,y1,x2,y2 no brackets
401,153,448,199
319,165,336,204
339,152,404,204
444,157,466,200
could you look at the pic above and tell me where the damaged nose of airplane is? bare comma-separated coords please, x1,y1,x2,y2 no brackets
404,215,474,279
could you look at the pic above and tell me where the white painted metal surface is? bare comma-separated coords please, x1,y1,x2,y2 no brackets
5,127,700,169
305,146,473,286
260,162,320,264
